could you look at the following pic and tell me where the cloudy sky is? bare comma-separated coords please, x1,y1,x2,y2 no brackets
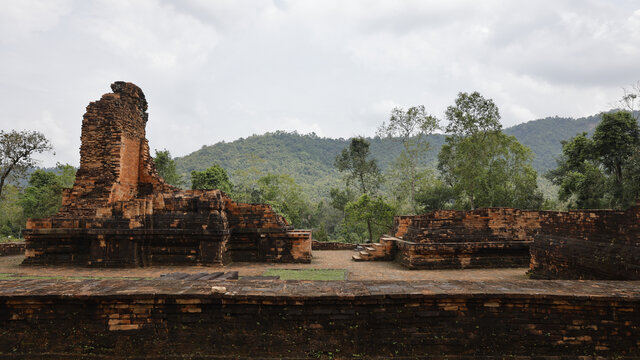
1,0,640,167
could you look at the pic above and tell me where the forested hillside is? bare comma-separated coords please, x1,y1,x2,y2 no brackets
174,112,622,200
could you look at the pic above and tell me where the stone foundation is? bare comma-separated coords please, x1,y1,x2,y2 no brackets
22,82,311,267
0,279,638,358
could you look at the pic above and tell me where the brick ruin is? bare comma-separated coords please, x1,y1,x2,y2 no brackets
359,207,639,279
530,207,640,280
21,82,311,267
358,208,539,269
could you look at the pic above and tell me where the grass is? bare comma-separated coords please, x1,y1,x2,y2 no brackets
262,268,347,281
0,236,22,243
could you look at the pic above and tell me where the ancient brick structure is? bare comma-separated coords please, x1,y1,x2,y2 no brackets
359,207,640,278
0,279,638,358
530,207,640,280
22,82,311,267
356,208,538,268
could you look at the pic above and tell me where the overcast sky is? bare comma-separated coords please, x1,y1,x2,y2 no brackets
1,0,640,167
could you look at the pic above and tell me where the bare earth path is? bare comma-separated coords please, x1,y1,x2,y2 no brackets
0,250,528,281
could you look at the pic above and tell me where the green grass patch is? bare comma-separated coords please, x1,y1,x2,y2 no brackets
0,236,22,243
262,268,346,281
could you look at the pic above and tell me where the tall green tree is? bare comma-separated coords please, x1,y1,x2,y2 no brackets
445,91,502,137
377,105,439,213
335,137,381,195
0,185,23,237
548,111,640,209
592,111,640,192
0,130,52,198
343,194,395,243
335,137,390,242
154,149,184,187
253,174,311,228
19,164,77,221
191,165,233,193
438,92,543,209
546,133,607,209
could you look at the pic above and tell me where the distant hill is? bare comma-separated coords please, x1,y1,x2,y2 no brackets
174,111,636,201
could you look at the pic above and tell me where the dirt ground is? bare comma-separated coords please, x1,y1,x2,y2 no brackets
0,250,529,281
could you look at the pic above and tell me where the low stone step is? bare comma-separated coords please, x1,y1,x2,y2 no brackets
352,254,363,261
365,247,376,252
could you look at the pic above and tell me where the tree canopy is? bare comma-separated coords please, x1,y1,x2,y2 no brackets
334,137,381,195
0,130,52,198
154,149,184,187
191,165,233,193
377,105,439,214
437,92,543,209
548,110,640,209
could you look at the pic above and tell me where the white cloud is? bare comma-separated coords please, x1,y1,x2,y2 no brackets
1,0,639,166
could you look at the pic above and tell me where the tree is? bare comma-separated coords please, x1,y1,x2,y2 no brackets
191,165,233,193
445,91,501,137
0,130,52,198
0,185,23,237
343,194,395,243
592,111,640,190
19,164,76,221
548,111,640,209
415,175,455,211
438,131,543,209
334,137,381,195
546,133,607,209
254,174,311,228
438,92,543,210
335,137,384,241
154,149,184,187
618,81,640,119
377,105,439,213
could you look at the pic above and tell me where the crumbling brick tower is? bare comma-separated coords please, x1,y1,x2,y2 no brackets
22,82,311,267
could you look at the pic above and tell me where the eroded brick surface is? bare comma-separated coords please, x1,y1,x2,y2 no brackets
22,82,311,267
0,279,638,358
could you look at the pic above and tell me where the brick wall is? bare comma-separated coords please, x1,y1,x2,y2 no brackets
0,279,638,358
0,242,24,256
22,82,311,267
530,207,640,280
388,208,538,269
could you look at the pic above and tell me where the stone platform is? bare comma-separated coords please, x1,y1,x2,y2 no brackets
0,279,638,358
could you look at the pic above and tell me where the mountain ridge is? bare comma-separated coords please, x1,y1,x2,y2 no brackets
174,111,630,201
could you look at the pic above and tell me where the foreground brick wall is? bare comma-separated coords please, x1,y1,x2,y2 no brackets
530,207,640,280
0,279,638,358
22,82,311,267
